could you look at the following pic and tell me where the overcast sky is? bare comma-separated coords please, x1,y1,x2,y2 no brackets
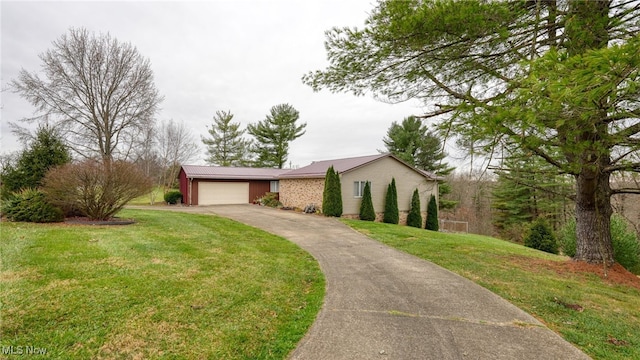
1,0,441,168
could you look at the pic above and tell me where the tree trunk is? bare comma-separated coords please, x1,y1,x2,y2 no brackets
574,162,614,265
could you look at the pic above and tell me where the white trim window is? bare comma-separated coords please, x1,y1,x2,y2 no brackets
270,180,280,193
354,181,368,198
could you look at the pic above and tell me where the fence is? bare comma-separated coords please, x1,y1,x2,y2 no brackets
439,219,469,233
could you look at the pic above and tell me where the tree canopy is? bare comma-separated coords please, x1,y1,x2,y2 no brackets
303,0,640,265
247,104,306,168
11,27,162,163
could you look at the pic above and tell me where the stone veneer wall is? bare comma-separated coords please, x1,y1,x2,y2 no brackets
279,178,325,211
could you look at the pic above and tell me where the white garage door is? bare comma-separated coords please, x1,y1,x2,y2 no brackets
198,182,249,205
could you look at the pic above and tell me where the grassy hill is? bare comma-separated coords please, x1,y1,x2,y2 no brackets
343,219,640,360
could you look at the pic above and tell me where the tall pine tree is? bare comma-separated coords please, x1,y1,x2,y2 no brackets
201,110,251,166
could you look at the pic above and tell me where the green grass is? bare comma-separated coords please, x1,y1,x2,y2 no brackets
343,220,640,360
1,210,324,359
128,186,166,206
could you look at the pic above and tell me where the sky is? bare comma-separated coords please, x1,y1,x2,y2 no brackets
1,0,439,168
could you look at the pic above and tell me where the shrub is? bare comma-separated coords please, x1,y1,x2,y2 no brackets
383,178,399,224
257,192,281,208
425,195,439,231
43,159,152,220
322,166,343,217
359,181,375,221
164,190,183,204
524,219,558,254
3,188,64,223
406,189,422,228
560,216,640,273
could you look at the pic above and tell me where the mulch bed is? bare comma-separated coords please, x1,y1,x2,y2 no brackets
512,256,640,290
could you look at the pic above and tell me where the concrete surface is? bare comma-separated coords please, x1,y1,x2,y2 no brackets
132,204,591,360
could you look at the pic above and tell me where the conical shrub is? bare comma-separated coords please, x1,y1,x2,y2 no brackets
407,189,422,228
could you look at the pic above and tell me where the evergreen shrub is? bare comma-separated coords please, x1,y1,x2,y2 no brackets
359,181,375,221
383,178,399,224
164,190,183,204
425,195,439,231
524,219,558,254
3,188,64,223
406,189,422,228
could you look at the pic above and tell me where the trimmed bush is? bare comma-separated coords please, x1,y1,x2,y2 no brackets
425,195,439,231
524,219,558,254
257,192,281,208
559,216,640,273
3,188,64,223
359,181,375,221
322,166,343,217
383,178,399,224
407,189,422,228
164,190,183,204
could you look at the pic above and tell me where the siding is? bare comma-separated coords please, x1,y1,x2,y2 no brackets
249,181,272,203
341,157,438,215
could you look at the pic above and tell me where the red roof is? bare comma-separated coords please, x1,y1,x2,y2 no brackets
181,165,288,180
181,154,440,181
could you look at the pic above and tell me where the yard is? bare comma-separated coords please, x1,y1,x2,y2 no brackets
0,210,324,359
344,220,640,360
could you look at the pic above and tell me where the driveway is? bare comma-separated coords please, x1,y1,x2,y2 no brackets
137,204,590,359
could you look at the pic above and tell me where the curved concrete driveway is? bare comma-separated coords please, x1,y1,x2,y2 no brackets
141,204,590,359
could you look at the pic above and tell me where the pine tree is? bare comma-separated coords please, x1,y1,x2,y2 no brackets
406,189,422,228
359,181,375,221
201,110,251,166
383,178,399,224
426,195,439,231
322,166,343,217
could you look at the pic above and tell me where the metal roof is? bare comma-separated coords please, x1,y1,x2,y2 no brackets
181,154,441,181
181,165,288,180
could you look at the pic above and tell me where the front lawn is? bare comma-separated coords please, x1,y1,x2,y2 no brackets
344,220,640,360
1,210,324,359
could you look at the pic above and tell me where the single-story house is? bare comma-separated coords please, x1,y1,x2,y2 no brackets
179,153,439,219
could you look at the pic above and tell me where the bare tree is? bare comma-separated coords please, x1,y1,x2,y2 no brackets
10,27,163,163
156,119,200,191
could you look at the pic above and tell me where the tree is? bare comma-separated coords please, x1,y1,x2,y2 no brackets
322,166,343,217
406,188,422,228
43,159,152,220
11,27,162,163
359,181,376,221
383,178,399,224
202,110,252,167
426,195,439,231
383,116,455,209
247,104,306,168
525,220,559,255
303,0,640,265
1,126,71,194
156,119,200,190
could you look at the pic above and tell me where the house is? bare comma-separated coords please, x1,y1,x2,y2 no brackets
179,154,439,220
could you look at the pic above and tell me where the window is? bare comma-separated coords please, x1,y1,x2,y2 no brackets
354,181,368,198
270,180,279,193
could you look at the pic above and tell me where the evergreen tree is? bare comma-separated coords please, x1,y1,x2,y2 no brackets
383,116,455,209
303,0,640,265
426,195,439,231
247,104,306,168
201,110,251,166
322,166,343,217
1,126,71,193
406,188,422,228
383,178,399,224
524,220,558,254
359,181,375,221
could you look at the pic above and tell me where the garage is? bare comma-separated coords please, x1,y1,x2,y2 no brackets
198,182,250,205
